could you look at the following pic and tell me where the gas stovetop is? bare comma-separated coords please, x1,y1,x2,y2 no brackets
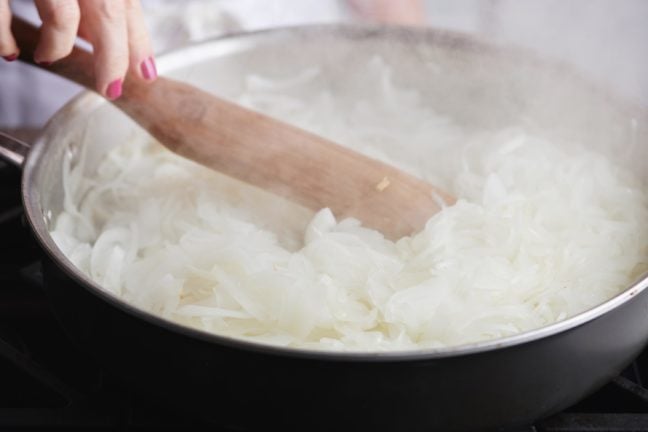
1,160,648,432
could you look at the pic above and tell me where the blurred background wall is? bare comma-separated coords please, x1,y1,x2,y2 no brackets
1,0,647,129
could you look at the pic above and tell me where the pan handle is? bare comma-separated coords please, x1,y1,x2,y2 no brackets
0,131,30,168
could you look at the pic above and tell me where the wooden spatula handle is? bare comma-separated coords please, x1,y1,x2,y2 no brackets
118,79,454,237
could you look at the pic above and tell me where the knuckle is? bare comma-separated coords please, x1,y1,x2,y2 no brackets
96,0,126,22
129,25,149,46
123,0,140,12
40,0,80,30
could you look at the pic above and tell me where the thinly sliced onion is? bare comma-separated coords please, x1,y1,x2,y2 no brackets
51,57,648,351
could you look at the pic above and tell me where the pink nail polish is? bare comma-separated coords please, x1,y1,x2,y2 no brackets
2,54,18,62
140,56,158,81
106,79,123,100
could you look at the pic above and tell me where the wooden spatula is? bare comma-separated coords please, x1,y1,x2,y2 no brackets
12,18,454,240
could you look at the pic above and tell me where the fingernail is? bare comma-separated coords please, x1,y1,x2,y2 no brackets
140,56,158,81
37,61,52,66
3,54,18,62
106,79,123,100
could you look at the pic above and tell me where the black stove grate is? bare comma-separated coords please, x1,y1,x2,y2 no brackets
1,161,648,431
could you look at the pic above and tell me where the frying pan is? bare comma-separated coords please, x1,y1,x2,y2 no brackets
1,25,647,431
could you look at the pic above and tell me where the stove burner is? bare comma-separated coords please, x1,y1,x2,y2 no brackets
1,160,647,431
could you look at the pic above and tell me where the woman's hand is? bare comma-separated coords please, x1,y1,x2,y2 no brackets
348,0,426,26
0,0,156,99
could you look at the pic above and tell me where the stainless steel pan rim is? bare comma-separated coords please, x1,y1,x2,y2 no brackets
20,23,648,362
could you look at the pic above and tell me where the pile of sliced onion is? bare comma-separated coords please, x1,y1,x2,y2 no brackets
51,57,648,351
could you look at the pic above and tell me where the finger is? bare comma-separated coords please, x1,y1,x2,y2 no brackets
125,0,156,81
33,0,81,64
0,0,18,60
348,0,426,25
79,0,129,99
